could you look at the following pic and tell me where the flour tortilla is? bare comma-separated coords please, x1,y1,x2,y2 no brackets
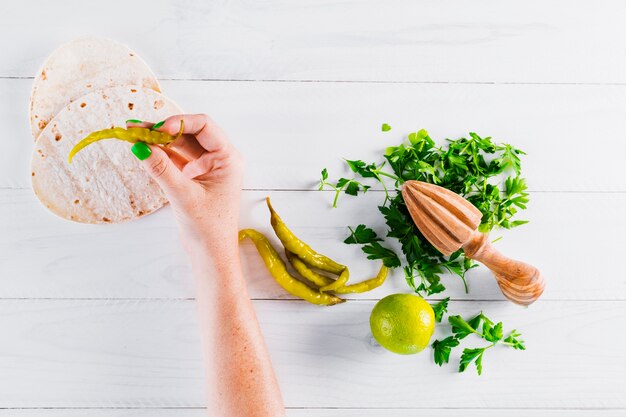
31,86,182,224
29,37,160,140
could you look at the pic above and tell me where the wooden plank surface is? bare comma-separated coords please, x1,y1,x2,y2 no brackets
0,299,623,409
1,0,625,83
2,0,625,414
2,79,626,192
1,189,623,300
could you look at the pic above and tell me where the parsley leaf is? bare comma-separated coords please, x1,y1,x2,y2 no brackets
449,315,478,339
432,336,459,366
343,225,395,267
361,241,401,268
344,225,382,245
382,123,391,132
494,143,526,175
431,297,450,323
504,330,526,350
483,322,503,343
343,179,368,196
320,168,328,182
319,172,371,207
459,347,486,375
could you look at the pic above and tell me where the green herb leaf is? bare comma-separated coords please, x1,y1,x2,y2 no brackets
495,144,526,175
449,315,477,339
335,178,349,188
484,322,503,343
408,129,430,146
459,347,486,375
472,312,490,330
361,242,401,268
382,123,391,132
431,297,450,323
504,330,526,350
432,336,460,366
345,159,366,173
344,225,382,244
344,180,360,196
337,178,369,196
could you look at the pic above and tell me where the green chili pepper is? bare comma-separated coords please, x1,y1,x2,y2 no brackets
266,198,343,272
337,265,387,293
285,250,334,288
266,198,350,292
286,250,389,294
239,229,345,306
68,120,184,163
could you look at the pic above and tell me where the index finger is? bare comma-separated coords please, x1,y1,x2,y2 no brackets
159,114,229,153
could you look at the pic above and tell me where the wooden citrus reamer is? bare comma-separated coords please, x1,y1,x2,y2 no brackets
401,180,545,306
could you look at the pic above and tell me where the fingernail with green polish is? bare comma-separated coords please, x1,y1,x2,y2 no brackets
131,142,151,160
151,120,165,130
126,119,143,124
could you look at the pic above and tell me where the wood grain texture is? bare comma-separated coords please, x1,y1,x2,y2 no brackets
402,180,483,256
402,181,545,305
3,79,626,191
464,231,545,306
0,299,623,409
1,0,626,83
1,189,623,300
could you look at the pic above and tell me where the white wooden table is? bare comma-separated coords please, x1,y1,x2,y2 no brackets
1,1,625,416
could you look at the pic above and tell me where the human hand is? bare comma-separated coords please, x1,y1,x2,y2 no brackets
127,114,244,253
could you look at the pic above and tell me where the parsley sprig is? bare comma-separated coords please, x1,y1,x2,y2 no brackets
433,312,525,375
318,129,529,296
318,168,371,208
430,297,449,323
343,224,401,268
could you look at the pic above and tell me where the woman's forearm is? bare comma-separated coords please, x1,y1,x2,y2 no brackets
189,234,286,417
132,114,282,414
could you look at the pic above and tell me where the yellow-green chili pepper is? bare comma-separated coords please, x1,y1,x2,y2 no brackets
336,265,387,294
68,120,184,163
285,250,334,288
239,229,345,306
286,250,389,294
266,197,349,292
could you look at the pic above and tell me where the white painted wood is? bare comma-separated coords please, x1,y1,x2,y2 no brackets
0,300,623,408
4,79,626,192
2,1,625,413
1,0,626,83
2,410,624,417
1,189,623,300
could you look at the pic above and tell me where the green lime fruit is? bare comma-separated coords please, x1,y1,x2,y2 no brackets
370,293,435,355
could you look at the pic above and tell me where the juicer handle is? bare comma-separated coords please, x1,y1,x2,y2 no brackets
463,232,545,306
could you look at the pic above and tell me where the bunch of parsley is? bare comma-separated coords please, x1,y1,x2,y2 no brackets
319,128,529,295
318,127,529,374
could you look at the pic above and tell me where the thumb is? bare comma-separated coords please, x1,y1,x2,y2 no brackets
131,142,186,195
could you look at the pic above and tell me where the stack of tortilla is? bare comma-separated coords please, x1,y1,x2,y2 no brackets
30,37,182,224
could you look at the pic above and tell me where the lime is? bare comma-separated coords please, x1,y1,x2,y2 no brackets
370,293,435,355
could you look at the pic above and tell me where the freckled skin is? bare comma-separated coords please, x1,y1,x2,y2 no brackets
131,114,286,417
